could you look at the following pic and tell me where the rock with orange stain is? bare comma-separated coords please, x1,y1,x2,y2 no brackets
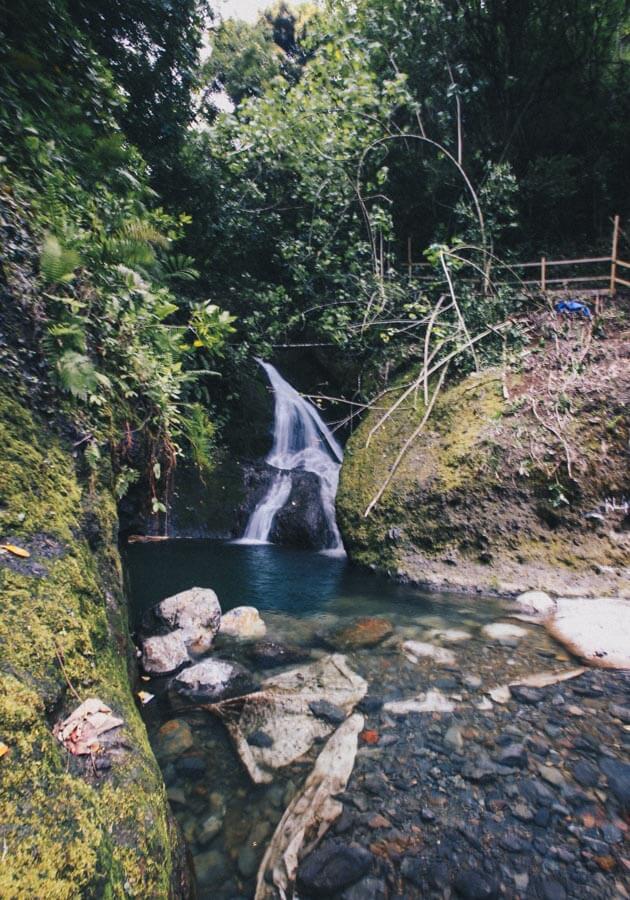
324,617,394,650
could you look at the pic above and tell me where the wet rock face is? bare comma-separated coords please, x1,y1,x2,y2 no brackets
270,469,336,550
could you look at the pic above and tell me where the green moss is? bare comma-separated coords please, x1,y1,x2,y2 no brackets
0,396,179,898
337,370,505,566
338,359,629,590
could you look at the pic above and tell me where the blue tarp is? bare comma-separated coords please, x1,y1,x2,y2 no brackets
554,300,592,319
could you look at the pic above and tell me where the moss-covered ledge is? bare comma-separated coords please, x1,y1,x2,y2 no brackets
0,395,191,898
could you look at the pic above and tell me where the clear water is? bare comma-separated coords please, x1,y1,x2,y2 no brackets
124,540,568,899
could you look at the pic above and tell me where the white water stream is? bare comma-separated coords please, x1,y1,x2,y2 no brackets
238,360,345,554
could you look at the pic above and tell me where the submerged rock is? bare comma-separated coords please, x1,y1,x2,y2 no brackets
155,719,194,758
384,689,455,716
220,606,267,640
427,627,473,642
481,622,528,642
297,841,373,896
248,639,311,669
173,658,255,702
210,654,367,783
141,631,189,674
546,596,630,669
324,617,394,650
402,640,457,666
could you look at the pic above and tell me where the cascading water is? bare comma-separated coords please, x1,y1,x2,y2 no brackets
238,360,345,554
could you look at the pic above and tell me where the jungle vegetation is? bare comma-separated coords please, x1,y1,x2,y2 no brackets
1,0,629,502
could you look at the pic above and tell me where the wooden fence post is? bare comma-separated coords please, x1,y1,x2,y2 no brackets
610,214,620,295
541,256,546,292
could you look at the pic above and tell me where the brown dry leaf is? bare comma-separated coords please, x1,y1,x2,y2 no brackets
53,698,123,756
0,741,9,759
0,543,30,558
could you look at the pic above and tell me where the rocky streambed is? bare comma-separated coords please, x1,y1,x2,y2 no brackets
127,541,630,900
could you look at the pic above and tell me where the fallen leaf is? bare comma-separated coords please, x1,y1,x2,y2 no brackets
360,729,379,744
0,544,30,558
53,698,123,755
0,741,9,758
137,691,154,705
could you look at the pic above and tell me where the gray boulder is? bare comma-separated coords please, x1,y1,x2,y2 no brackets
173,658,255,702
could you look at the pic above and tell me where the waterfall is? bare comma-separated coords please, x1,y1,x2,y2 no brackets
238,360,345,554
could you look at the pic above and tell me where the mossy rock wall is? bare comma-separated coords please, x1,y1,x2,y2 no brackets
337,368,629,597
0,396,191,898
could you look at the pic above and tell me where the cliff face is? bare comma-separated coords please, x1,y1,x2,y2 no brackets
0,395,191,898
337,306,630,598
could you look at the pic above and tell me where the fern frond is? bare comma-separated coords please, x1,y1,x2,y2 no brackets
182,403,216,473
55,350,99,400
40,234,81,284
156,252,200,282
119,219,169,248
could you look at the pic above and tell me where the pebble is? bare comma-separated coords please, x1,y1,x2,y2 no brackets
510,685,543,704
297,841,373,895
247,730,273,748
609,703,630,723
572,759,599,788
309,699,347,725
538,764,566,788
444,724,464,752
197,814,223,845
237,845,259,879
496,743,528,769
453,868,497,899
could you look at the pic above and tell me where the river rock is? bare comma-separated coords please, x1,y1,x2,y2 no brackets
143,586,222,655
197,813,223,846
248,640,311,668
155,719,194,758
219,606,266,640
546,596,630,669
453,868,497,898
599,756,630,811
309,699,347,725
402,640,457,665
141,631,189,675
384,689,455,716
516,590,556,617
297,841,373,895
325,617,394,650
444,724,464,752
173,658,255,702
481,622,528,642
426,628,472,642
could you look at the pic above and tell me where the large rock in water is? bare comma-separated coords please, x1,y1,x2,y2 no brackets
546,596,630,669
141,586,221,655
270,469,337,550
141,631,189,675
219,606,266,640
173,658,256,702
